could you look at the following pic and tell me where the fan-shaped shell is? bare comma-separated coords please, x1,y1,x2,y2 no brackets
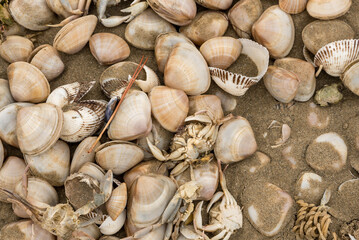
16,103,64,156
53,15,97,54
8,62,50,103
209,38,269,96
195,0,232,10
70,137,100,174
0,220,56,240
188,95,224,121
279,0,307,14
341,59,359,96
306,0,352,20
149,86,189,132
0,79,14,109
0,36,34,63
252,5,295,59
106,183,127,220
89,33,130,65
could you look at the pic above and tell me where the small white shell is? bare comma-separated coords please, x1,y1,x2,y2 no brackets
0,79,14,109
99,211,126,235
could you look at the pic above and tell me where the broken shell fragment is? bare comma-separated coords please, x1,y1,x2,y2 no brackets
279,0,307,14
341,59,359,96
0,35,34,63
70,136,100,174
0,79,14,109
306,0,352,20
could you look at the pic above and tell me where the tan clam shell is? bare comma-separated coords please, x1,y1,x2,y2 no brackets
0,36,34,63
28,44,65,81
179,11,228,46
149,86,189,132
78,162,105,182
164,42,211,95
125,9,176,50
252,5,295,59
188,95,224,121
279,0,307,14
341,59,359,96
106,182,127,220
8,62,50,103
16,103,64,156
89,33,130,65
108,90,152,141
95,141,144,175
209,38,269,96
195,0,232,10
306,0,352,20
146,0,196,26
0,79,14,109
0,220,56,239
54,15,97,54
70,136,100,174
214,116,257,164
200,37,242,70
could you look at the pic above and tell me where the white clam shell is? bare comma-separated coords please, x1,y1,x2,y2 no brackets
306,0,352,20
100,211,126,235
0,79,14,109
341,59,359,96
70,136,100,174
0,35,34,63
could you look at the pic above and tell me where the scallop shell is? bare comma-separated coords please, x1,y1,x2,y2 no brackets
70,136,100,174
78,162,105,182
106,182,127,220
8,62,50,103
149,86,189,132
53,15,97,54
341,59,359,96
0,36,34,63
0,220,56,239
89,33,130,65
279,0,307,14
209,38,269,96
194,0,232,10
0,79,14,109
306,0,352,20
200,37,242,70
188,95,224,121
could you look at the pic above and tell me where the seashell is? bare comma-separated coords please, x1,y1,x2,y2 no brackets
149,86,189,132
179,11,228,46
78,162,105,182
0,220,56,240
155,32,194,73
125,9,176,50
194,0,232,10
214,88,237,112
53,15,97,54
96,141,144,175
263,66,300,103
0,156,26,202
200,37,242,70
209,38,269,96
0,79,14,109
106,182,127,220
228,0,263,39
89,33,130,65
0,140,3,168
279,0,307,14
306,0,352,20
25,140,70,186
99,210,126,235
146,0,196,26
70,136,100,174
314,39,359,77
27,44,65,81
295,172,326,205
9,0,56,30
274,58,316,102
302,20,355,55
214,116,257,164
125,220,167,239
341,59,359,96
8,62,50,103
100,62,159,97
16,103,64,156
108,90,152,141
60,221,101,240
164,42,211,95
0,35,34,63
241,151,271,174
60,100,107,143
252,5,295,59
188,95,224,121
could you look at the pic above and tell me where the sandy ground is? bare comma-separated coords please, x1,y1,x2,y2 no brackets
1,0,359,239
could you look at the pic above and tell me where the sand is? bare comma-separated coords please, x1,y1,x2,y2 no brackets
1,0,359,239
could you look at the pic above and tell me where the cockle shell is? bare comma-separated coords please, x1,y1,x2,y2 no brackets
252,5,295,59
89,33,130,65
228,0,263,39
279,0,307,14
106,182,127,220
341,59,359,96
164,42,211,95
214,116,257,164
195,0,232,10
188,95,224,121
306,0,352,20
53,15,97,54
0,35,34,63
0,220,56,240
8,62,50,103
0,79,14,109
78,162,105,182
149,86,189,132
209,38,269,96
70,136,100,174
179,11,228,46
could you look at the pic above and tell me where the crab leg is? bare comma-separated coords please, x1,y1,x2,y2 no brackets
84,0,92,15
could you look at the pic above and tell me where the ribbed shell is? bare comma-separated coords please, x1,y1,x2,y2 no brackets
95,141,144,175
78,162,105,182
209,38,269,96
106,183,127,220
279,0,307,14
8,62,50,103
0,79,14,109
188,95,224,121
314,39,359,77
200,37,242,69
0,36,34,63
195,0,232,10
16,103,64,156
149,86,189,132
0,220,56,240
53,15,97,54
341,59,359,96
306,0,352,20
89,33,130,65
70,137,100,174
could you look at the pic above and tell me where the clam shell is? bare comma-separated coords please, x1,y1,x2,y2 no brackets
149,86,189,132
106,183,127,220
252,5,295,59
0,220,56,239
164,42,211,95
53,15,97,54
125,9,176,50
200,37,242,70
89,33,130,65
8,62,50,103
78,162,105,182
194,0,232,10
70,136,100,174
28,44,65,81
209,38,269,96
0,36,34,63
279,0,307,14
0,79,14,109
99,210,126,235
306,0,352,20
188,95,224,121
214,88,237,112
16,103,64,156
341,59,359,96
179,11,228,46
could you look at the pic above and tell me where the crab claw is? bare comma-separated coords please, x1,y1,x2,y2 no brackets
60,0,83,15
120,1,149,23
